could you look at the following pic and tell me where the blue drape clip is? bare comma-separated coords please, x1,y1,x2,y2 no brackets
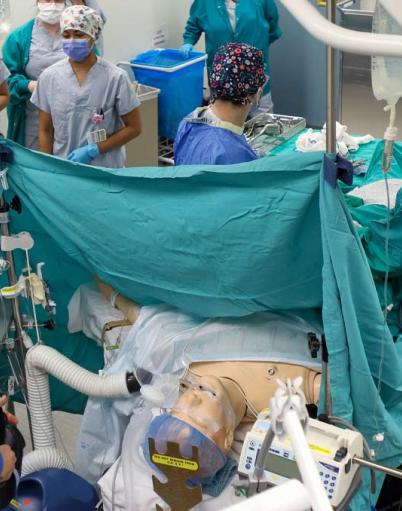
0,143,14,168
324,154,354,188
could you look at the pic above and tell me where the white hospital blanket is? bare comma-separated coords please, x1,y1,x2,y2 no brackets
347,178,402,209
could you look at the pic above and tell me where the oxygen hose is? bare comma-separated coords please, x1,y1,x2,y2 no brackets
22,344,140,475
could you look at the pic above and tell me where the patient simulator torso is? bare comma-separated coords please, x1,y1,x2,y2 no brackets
188,361,320,421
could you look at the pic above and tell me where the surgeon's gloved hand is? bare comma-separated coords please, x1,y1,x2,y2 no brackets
67,143,100,164
179,43,193,59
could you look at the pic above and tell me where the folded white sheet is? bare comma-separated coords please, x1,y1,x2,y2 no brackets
347,178,402,208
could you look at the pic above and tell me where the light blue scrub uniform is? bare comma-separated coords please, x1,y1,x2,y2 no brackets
0,58,10,136
31,58,141,168
24,19,64,149
0,59,10,85
174,107,257,165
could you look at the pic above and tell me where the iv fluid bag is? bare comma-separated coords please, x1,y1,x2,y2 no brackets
371,0,402,106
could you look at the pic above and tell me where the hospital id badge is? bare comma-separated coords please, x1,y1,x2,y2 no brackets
87,129,107,144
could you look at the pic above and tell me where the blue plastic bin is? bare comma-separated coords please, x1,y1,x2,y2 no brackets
130,49,207,140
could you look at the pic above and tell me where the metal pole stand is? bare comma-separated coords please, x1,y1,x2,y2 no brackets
326,0,337,153
0,148,34,446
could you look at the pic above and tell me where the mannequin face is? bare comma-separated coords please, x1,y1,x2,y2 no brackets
172,375,242,453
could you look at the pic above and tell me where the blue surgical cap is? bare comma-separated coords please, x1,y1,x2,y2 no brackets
142,414,227,484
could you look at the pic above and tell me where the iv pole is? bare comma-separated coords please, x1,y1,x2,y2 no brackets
0,161,34,444
326,0,337,153
278,0,402,152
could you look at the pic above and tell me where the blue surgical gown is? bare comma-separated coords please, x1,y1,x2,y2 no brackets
174,115,257,165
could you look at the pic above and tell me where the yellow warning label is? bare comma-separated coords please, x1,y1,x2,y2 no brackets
9,500,20,509
152,454,199,471
308,443,332,455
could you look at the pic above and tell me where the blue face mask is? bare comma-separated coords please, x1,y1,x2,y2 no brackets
62,39,93,62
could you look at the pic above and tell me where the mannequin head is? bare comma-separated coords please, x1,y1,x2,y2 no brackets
172,375,246,453
143,374,246,482
143,365,323,485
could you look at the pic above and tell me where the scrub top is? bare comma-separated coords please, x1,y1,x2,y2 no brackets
174,107,257,165
25,19,64,149
0,60,10,85
182,0,282,94
31,58,141,169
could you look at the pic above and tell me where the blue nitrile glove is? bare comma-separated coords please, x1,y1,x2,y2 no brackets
179,43,193,58
67,143,100,164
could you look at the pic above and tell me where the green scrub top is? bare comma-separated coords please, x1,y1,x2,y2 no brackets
183,0,282,94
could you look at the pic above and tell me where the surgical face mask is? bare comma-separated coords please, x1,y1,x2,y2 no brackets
37,2,65,25
172,403,223,434
62,38,93,62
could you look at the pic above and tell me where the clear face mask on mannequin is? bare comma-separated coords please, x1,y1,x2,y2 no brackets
171,376,237,450
138,372,236,434
37,2,65,25
171,378,231,434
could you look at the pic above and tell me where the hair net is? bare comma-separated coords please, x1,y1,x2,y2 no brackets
142,414,227,483
60,5,104,40
209,43,265,105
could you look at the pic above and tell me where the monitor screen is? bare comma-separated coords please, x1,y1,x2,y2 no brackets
265,452,302,481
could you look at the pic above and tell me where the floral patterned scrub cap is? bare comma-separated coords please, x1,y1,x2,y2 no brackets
210,43,266,105
60,5,104,40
